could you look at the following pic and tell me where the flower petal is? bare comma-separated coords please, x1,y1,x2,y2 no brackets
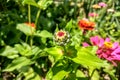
82,42,90,47
90,36,99,46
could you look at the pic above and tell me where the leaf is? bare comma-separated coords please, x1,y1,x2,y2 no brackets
52,70,69,80
15,43,42,57
34,30,53,38
72,47,109,68
22,0,39,7
16,23,35,36
23,67,42,80
45,47,63,61
0,46,19,59
3,57,33,71
65,19,73,32
76,70,85,77
46,62,70,80
37,0,53,10
113,12,120,17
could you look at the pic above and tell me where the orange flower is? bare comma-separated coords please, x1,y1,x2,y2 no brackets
78,19,95,30
92,4,101,9
25,22,36,28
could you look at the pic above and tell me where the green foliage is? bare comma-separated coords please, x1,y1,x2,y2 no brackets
0,0,120,80
3,57,32,71
72,47,108,68
17,23,36,36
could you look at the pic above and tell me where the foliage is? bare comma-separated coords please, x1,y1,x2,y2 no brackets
0,0,120,80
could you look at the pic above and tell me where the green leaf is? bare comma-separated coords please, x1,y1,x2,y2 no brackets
0,46,19,59
15,43,42,57
45,47,63,61
37,0,53,10
52,70,69,80
3,57,33,71
34,30,53,38
65,19,73,32
16,23,35,36
22,0,39,7
76,70,85,77
46,62,70,80
23,67,42,80
72,47,109,68
113,12,120,17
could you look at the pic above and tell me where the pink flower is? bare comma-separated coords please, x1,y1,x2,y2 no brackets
98,2,107,7
88,13,98,17
83,36,120,66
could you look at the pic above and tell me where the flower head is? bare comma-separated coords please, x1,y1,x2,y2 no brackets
25,22,36,28
53,30,70,45
88,12,98,17
92,4,101,9
78,18,95,30
83,36,120,66
107,9,115,13
98,2,107,7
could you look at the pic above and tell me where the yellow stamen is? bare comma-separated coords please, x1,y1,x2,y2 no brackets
104,42,113,49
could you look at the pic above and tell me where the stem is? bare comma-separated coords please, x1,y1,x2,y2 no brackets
89,69,96,80
35,9,41,26
28,5,33,47
28,5,31,23
30,36,33,48
25,35,29,43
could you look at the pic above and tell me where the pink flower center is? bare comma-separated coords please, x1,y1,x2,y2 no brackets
57,31,65,37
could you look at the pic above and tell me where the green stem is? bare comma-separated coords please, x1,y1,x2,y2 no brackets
28,5,31,23
25,35,29,43
30,36,33,48
89,69,96,80
35,9,41,26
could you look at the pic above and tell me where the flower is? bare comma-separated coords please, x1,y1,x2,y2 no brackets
25,22,36,28
78,18,95,30
98,2,107,7
107,9,115,13
88,12,98,17
53,30,70,45
83,36,120,66
92,4,101,9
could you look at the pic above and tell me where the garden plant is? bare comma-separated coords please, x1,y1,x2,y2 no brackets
0,0,120,80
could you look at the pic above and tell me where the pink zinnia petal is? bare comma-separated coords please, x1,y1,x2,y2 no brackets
111,47,120,55
98,38,104,47
90,36,99,46
82,42,90,47
112,42,119,49
105,38,110,42
98,2,107,7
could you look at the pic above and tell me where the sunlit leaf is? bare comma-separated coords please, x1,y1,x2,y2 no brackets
72,47,109,68
3,57,33,71
46,62,70,80
23,67,42,80
0,46,19,59
34,30,53,38
37,0,53,10
65,19,73,32
22,0,39,7
45,47,63,61
16,23,35,36
113,12,120,17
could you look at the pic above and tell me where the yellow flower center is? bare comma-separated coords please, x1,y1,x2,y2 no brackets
103,42,113,49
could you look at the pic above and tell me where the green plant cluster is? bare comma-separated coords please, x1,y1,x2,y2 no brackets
0,0,120,80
